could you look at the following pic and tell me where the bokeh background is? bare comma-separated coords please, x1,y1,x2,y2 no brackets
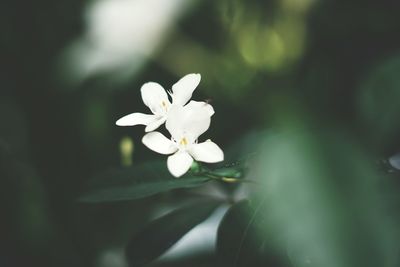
2,0,400,266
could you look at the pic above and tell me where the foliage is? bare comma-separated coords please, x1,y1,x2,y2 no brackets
79,161,211,202
2,0,400,266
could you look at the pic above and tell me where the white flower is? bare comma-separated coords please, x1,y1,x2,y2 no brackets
116,73,214,132
142,105,224,177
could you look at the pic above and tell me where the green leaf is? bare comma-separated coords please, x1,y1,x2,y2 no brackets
79,161,210,203
358,54,400,148
217,200,257,267
211,167,244,179
218,131,264,173
225,132,261,161
217,200,288,267
254,122,400,267
126,200,220,267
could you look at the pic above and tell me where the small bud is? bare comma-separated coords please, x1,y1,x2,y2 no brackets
190,161,201,173
120,136,134,166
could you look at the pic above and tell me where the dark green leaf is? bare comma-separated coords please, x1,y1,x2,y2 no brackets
358,54,400,148
217,200,256,267
211,167,244,179
222,131,264,164
126,200,220,267
0,97,28,155
255,122,400,267
217,200,288,267
216,131,263,179
79,161,210,202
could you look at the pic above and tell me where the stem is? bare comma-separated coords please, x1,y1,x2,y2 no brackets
202,172,259,185
194,160,260,185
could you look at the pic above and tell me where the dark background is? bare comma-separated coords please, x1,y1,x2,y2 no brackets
1,0,400,266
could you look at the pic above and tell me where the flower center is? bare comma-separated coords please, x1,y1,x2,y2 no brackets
161,101,168,112
173,134,194,151
179,137,188,147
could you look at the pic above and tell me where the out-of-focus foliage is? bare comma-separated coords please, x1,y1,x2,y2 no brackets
253,113,399,267
217,200,289,267
79,161,211,202
358,54,400,150
126,200,219,267
389,153,400,170
2,0,400,266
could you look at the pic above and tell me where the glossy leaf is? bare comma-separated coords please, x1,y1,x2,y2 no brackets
211,167,244,179
79,161,210,202
126,200,220,267
221,131,263,169
254,122,400,267
217,200,288,267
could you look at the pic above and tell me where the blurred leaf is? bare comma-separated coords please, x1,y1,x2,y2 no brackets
215,131,264,182
126,200,220,267
0,144,64,266
0,97,28,155
389,152,400,170
223,131,264,165
217,200,288,267
255,120,400,267
79,161,210,203
211,167,244,179
358,54,400,148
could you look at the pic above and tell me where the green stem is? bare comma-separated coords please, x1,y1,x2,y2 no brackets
194,160,259,185
202,172,259,185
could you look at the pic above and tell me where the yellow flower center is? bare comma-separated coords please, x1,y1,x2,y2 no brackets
179,137,188,146
161,101,168,112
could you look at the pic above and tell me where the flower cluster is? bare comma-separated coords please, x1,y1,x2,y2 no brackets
116,74,224,177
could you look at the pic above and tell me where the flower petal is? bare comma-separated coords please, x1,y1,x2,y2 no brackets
115,113,156,126
166,105,211,142
189,140,224,163
141,82,170,115
167,151,193,177
142,132,177,155
185,100,215,116
145,117,166,132
171,73,201,106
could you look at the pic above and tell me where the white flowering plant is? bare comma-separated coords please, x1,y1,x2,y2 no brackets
115,73,238,179
114,74,221,178
77,74,396,267
80,73,251,266
78,72,398,267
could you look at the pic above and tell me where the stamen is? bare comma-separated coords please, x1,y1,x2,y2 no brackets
179,137,188,146
161,100,168,112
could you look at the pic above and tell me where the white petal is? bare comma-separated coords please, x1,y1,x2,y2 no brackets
165,105,187,139
189,140,224,163
115,113,156,126
166,105,211,141
145,117,166,132
167,151,193,177
172,73,201,106
141,82,170,115
142,132,177,155
185,100,215,116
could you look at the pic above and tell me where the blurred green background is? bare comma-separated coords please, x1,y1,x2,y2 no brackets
2,0,400,266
